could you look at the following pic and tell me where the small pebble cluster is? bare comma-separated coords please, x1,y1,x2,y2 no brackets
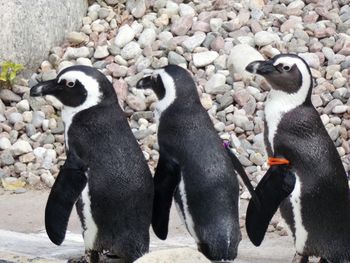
0,0,349,234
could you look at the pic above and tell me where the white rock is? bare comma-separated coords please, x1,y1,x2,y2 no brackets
41,172,55,188
114,24,135,48
8,112,23,124
94,45,109,59
287,0,305,9
135,248,211,263
0,137,11,150
11,140,33,156
205,74,226,94
332,105,348,114
121,42,142,60
138,28,157,48
16,100,30,112
298,53,320,69
45,95,63,110
193,51,219,67
182,32,206,52
227,44,264,78
76,57,93,66
33,147,47,160
179,3,195,17
254,31,279,46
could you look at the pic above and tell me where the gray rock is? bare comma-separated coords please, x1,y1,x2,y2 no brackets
14,162,26,174
63,47,90,60
67,31,87,45
0,0,88,76
133,129,152,140
0,137,11,150
32,111,45,128
205,74,226,94
126,94,147,111
8,112,23,124
121,42,142,60
250,152,265,166
11,140,32,156
182,32,206,52
323,99,343,114
168,51,187,65
27,173,41,186
193,51,219,68
41,172,55,187
171,15,193,36
0,89,21,102
328,126,339,141
0,150,15,165
115,24,135,48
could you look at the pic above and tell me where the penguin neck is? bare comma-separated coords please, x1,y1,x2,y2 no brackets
265,82,311,153
61,92,102,150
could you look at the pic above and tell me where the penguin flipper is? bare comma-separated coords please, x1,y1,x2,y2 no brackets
152,153,180,240
45,152,87,245
246,165,296,246
224,146,261,209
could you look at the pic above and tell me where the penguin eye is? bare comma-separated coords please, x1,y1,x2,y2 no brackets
282,65,291,72
66,81,75,88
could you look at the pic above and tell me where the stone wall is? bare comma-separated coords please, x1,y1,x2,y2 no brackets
0,0,88,77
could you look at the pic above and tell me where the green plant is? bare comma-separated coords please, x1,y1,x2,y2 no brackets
0,61,24,87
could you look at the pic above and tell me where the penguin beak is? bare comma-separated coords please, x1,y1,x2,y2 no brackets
246,60,276,76
136,76,154,90
30,79,57,97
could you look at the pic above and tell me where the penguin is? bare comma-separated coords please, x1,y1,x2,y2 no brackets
30,65,154,263
136,64,246,262
245,54,350,263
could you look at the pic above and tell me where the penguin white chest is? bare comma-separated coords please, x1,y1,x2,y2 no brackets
290,175,308,253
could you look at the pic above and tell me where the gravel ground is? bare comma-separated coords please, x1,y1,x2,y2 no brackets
0,0,349,261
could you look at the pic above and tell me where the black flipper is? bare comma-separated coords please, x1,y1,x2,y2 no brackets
152,153,181,240
246,165,296,246
224,144,261,209
45,152,88,245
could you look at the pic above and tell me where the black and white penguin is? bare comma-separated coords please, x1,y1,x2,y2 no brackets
30,65,154,263
245,54,350,263
136,64,243,261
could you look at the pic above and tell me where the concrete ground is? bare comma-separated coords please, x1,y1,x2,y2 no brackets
0,190,297,262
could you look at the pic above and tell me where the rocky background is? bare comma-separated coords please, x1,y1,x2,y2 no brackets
0,0,349,234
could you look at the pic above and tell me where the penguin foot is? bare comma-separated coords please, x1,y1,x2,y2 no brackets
67,256,88,263
292,253,309,263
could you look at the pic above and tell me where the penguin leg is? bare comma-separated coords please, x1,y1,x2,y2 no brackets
245,165,296,246
292,254,309,263
88,250,99,263
152,152,181,240
45,151,88,245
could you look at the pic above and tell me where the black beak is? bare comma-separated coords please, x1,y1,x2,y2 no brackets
30,79,57,97
136,76,154,90
246,60,276,76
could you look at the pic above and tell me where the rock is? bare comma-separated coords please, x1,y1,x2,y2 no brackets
11,140,32,156
228,44,264,78
16,100,30,112
0,89,21,102
179,3,195,17
0,150,15,165
94,45,109,59
193,51,219,67
0,137,11,150
1,177,26,191
298,53,320,69
19,152,35,163
27,173,41,186
254,31,280,46
250,152,265,166
333,105,348,114
168,51,187,65
32,111,45,128
114,24,135,48
126,94,147,111
63,47,90,60
41,172,55,188
127,0,146,18
182,32,206,52
205,74,226,94
14,162,26,174
133,129,152,140
67,31,87,45
0,0,88,75
135,248,211,263
138,28,157,48
171,15,193,36
8,112,23,124
76,57,93,67
121,42,142,60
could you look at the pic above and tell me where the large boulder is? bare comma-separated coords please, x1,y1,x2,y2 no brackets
0,0,88,76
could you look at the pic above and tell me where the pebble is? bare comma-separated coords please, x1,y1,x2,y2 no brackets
193,51,219,67
254,31,279,46
16,100,30,112
11,140,33,156
205,74,227,94
8,112,23,124
0,89,21,102
0,137,11,150
121,42,142,60
115,24,136,48
171,16,193,36
182,32,206,52
138,28,157,48
94,45,109,59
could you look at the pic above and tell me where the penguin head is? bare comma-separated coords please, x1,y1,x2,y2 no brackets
136,65,200,116
246,54,312,99
30,65,114,108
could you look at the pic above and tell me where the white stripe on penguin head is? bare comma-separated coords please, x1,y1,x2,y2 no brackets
154,69,177,120
265,56,312,152
58,70,102,149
